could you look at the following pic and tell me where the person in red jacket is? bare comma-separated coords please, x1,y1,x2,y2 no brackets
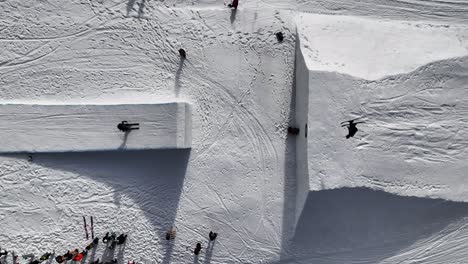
227,0,238,9
72,252,83,262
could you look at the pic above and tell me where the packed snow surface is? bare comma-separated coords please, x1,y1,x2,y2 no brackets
1,0,468,264
0,103,191,152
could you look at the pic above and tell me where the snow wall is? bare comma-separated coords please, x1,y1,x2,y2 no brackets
293,33,310,227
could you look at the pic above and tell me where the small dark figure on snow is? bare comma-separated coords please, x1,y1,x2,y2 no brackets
117,234,127,245
85,237,99,250
39,253,52,261
341,119,364,139
194,243,202,255
55,256,65,263
117,121,139,132
227,0,238,8
287,126,299,135
209,231,217,241
0,251,8,257
276,32,284,42
30,260,40,264
179,49,186,59
103,232,111,243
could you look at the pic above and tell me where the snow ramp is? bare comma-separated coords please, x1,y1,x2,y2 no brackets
0,103,191,153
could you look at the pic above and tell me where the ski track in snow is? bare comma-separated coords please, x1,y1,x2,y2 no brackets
1,0,468,263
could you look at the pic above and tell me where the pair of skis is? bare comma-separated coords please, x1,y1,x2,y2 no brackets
83,216,94,240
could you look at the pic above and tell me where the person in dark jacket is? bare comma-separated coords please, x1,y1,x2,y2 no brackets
276,32,284,42
209,231,217,241
194,243,202,255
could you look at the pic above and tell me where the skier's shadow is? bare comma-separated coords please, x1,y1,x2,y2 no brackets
116,242,127,263
230,9,237,24
119,131,129,149
85,245,98,264
101,241,116,263
203,240,216,264
175,58,185,97
192,254,199,264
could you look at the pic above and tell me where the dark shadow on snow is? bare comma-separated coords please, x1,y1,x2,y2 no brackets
127,0,146,18
278,50,297,261
12,149,190,264
175,58,185,97
137,0,146,18
285,187,468,264
230,9,237,24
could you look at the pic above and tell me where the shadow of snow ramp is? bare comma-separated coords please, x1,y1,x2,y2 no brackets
0,102,192,153
292,187,468,264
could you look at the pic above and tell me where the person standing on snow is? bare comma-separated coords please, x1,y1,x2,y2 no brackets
179,49,186,59
209,231,217,241
117,234,127,245
194,243,202,255
227,0,238,9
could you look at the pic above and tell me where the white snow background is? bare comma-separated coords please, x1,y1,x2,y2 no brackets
1,0,468,264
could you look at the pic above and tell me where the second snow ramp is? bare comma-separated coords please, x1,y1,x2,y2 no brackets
0,102,192,153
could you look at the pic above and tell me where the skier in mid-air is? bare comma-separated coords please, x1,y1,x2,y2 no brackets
117,121,139,132
341,119,365,139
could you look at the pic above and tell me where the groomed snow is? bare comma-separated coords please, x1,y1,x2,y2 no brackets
297,14,468,80
2,0,468,264
0,103,191,152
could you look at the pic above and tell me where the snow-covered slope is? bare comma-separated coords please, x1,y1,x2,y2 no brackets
2,0,468,264
0,2,296,264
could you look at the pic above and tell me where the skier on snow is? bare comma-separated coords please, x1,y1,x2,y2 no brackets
39,253,52,261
